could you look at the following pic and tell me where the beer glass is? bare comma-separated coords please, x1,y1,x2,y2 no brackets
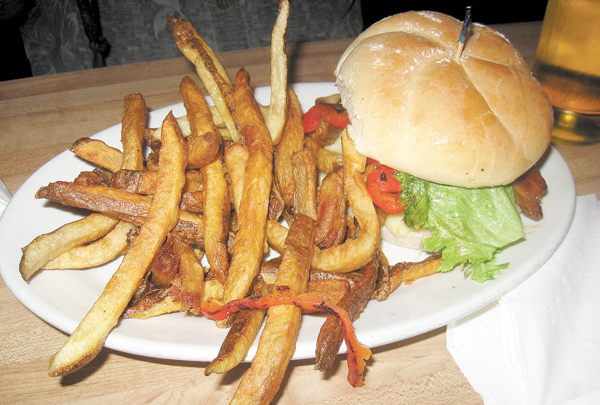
531,0,600,145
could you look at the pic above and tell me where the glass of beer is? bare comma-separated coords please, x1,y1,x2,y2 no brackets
531,0,600,145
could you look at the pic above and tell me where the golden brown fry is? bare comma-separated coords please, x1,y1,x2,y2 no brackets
304,137,343,174
373,255,444,301
274,86,304,207
42,221,135,270
185,132,222,169
232,213,315,405
221,69,274,312
112,169,158,194
168,16,239,142
310,132,379,272
120,94,147,171
122,287,182,320
223,142,248,217
265,0,290,144
112,169,204,195
315,169,347,249
35,182,205,247
149,236,179,288
19,214,119,280
73,169,111,186
70,138,123,173
48,111,187,376
181,75,224,168
172,238,205,312
315,252,380,371
179,190,204,214
291,149,318,220
180,76,218,136
205,277,269,375
267,132,380,272
201,156,230,284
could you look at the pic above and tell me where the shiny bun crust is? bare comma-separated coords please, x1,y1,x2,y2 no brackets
335,11,552,188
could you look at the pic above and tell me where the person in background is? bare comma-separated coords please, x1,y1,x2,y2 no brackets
19,0,363,77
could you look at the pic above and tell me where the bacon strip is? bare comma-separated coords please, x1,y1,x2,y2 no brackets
513,166,547,221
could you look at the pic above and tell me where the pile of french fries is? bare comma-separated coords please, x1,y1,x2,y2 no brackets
19,1,443,403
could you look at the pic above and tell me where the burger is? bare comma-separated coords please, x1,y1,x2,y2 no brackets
334,11,553,281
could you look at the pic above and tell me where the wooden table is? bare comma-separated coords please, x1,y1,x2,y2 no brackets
0,21,598,405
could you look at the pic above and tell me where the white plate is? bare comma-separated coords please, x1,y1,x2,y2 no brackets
0,82,576,362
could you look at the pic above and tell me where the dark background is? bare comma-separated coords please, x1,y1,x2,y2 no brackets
2,0,549,82
362,1,548,28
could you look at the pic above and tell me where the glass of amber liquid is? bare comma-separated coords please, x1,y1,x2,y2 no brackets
531,0,600,145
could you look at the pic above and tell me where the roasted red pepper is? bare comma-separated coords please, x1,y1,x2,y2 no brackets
366,165,405,214
303,104,350,133
200,286,372,387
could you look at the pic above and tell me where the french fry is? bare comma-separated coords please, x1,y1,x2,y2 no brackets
373,255,444,301
149,236,179,288
35,182,205,247
179,190,204,214
268,132,380,273
315,168,347,249
221,69,274,312
112,169,158,194
48,111,187,376
274,87,304,206
19,214,119,280
112,169,204,195
201,286,372,388
204,277,269,375
168,16,239,142
180,76,223,168
315,252,380,371
310,131,380,272
291,149,318,220
79,93,148,273
172,237,205,312
231,213,315,404
185,132,222,169
122,287,182,319
201,156,230,284
70,138,123,173
42,221,135,270
223,143,248,217
265,0,290,144
304,137,343,174
120,94,147,171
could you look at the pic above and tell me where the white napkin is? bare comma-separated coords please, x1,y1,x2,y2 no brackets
0,180,12,217
447,194,600,405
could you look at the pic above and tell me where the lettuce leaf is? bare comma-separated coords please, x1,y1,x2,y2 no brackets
395,172,525,282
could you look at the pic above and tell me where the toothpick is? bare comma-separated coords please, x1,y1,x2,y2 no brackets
454,6,472,62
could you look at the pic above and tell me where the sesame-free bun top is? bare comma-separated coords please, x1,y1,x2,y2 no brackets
335,11,552,188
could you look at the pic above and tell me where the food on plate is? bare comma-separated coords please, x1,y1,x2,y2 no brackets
19,213,119,280
219,68,274,324
265,0,289,144
16,5,555,404
42,220,135,270
168,15,239,142
334,11,553,281
69,138,124,173
315,250,380,371
231,213,314,404
48,111,187,376
200,286,371,388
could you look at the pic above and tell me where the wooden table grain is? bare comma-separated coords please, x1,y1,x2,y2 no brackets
1,21,598,405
